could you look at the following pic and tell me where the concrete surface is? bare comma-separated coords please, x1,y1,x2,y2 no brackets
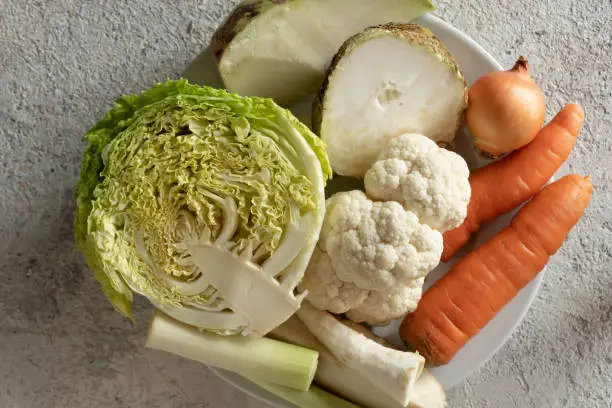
1,0,610,407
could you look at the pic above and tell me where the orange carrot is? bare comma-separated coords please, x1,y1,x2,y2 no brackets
400,174,593,366
442,104,584,262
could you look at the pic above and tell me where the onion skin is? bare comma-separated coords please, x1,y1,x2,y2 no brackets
466,56,546,157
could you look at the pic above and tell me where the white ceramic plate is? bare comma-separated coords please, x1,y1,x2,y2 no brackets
183,13,546,407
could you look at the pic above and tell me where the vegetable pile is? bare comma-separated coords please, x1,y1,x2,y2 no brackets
75,1,593,407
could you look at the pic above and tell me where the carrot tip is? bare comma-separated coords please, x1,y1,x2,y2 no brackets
569,104,585,120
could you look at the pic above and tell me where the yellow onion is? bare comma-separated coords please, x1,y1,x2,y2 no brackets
466,56,546,157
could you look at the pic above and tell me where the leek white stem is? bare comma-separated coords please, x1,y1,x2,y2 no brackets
146,312,318,391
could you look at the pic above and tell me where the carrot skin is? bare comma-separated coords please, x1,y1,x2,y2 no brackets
408,317,456,364
434,294,481,337
420,307,469,346
401,174,593,366
442,104,584,261
458,259,515,311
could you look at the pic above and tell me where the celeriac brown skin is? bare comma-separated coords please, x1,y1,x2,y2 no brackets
401,174,593,366
442,104,584,261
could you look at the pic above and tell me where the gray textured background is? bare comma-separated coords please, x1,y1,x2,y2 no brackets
1,0,611,407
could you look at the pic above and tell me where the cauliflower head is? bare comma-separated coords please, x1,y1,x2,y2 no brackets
299,190,442,324
364,133,471,233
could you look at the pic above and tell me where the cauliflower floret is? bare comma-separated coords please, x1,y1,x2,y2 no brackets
345,278,424,326
322,191,442,291
365,133,471,233
299,190,442,324
300,248,369,315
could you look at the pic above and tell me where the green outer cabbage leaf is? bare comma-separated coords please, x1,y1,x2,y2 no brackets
75,79,331,333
